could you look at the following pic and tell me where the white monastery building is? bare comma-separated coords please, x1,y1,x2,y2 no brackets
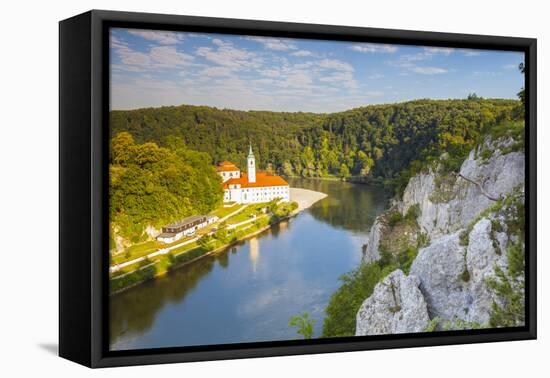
217,145,290,204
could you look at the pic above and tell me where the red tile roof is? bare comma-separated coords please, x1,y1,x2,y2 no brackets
216,161,240,172
223,172,288,189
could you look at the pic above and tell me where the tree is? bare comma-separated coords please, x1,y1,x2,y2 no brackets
467,93,482,101
355,150,374,176
517,63,526,105
110,99,521,194
487,241,525,327
289,312,315,339
198,234,212,250
339,163,350,179
109,133,223,244
281,161,294,177
111,132,135,164
214,226,230,244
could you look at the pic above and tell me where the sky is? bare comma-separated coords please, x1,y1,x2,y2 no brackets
110,28,524,113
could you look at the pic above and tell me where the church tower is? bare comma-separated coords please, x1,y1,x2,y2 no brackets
247,143,256,183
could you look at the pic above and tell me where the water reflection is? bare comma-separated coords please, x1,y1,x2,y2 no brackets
287,178,388,232
249,238,259,272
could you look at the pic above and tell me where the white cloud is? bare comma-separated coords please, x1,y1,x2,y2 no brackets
259,69,281,78
423,47,454,55
368,73,384,79
149,46,194,67
278,71,313,88
196,39,259,70
246,36,297,51
291,50,313,57
110,35,195,72
317,59,354,72
127,29,184,45
410,66,448,75
253,78,275,85
463,50,482,57
200,66,234,77
350,43,398,53
390,51,449,75
502,63,519,70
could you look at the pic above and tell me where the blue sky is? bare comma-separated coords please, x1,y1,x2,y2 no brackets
110,28,524,112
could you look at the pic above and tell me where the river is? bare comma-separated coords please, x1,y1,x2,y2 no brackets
110,178,388,350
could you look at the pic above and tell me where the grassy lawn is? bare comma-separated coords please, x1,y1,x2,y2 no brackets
111,234,198,265
111,202,271,267
171,240,200,255
111,240,162,265
210,204,245,219
111,257,157,277
226,202,269,224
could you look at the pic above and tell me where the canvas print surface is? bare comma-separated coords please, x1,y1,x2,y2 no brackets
108,28,526,351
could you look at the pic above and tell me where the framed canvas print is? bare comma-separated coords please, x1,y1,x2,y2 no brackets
59,10,537,368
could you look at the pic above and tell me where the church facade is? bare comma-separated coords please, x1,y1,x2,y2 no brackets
216,145,290,204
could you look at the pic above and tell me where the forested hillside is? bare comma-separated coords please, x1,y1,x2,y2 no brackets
109,97,523,246
109,132,223,245
111,98,522,193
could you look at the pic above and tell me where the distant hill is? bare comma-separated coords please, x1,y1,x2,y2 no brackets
110,99,521,192
109,98,523,244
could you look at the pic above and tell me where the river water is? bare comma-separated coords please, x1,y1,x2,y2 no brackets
110,178,388,350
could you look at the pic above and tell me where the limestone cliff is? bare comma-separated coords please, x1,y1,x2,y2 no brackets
357,135,525,333
355,270,429,336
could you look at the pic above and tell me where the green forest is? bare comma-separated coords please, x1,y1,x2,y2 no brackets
110,132,223,244
110,97,524,245
111,98,522,189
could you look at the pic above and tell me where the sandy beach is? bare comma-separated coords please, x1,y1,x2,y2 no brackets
290,187,328,212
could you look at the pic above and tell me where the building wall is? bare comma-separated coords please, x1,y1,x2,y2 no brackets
224,185,289,204
158,219,212,244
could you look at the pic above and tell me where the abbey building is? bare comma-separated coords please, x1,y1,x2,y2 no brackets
216,145,290,204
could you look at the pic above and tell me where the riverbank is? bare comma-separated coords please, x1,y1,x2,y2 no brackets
290,187,328,212
110,188,327,295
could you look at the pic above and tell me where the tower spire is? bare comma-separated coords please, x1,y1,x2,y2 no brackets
248,141,254,158
247,141,256,183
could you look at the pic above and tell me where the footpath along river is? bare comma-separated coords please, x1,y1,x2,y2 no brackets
110,178,388,350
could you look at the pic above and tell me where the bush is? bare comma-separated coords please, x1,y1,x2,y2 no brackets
417,232,430,248
110,264,157,294
459,229,469,246
405,204,421,221
322,263,382,337
487,240,525,327
289,312,315,339
399,247,419,275
387,211,403,228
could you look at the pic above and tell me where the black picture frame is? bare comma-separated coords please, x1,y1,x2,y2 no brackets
59,9,537,368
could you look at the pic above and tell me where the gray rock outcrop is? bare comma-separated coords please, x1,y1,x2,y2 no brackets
362,137,524,262
401,138,524,238
355,270,430,335
409,218,506,324
357,136,524,332
362,217,384,263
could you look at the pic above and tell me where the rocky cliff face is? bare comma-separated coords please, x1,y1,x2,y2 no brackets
357,136,525,333
356,269,430,335
400,137,524,238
